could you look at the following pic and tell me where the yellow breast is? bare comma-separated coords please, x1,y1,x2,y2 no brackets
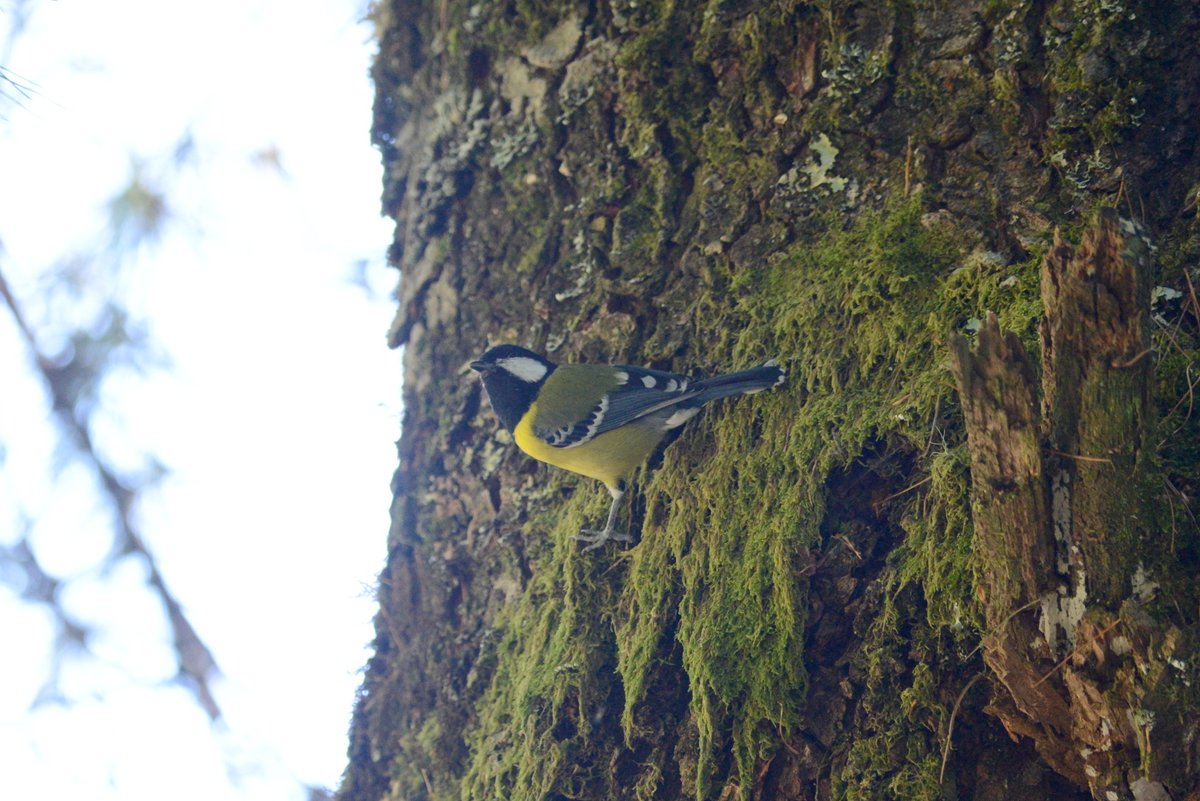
513,402,666,488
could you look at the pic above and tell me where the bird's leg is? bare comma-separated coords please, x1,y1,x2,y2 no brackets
575,482,632,551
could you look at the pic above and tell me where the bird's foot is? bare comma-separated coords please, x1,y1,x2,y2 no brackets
575,527,632,552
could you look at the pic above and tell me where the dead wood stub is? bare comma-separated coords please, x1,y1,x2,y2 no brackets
950,314,1050,621
951,210,1175,800
1041,209,1155,608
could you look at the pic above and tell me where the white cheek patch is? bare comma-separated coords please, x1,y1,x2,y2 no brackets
497,356,549,383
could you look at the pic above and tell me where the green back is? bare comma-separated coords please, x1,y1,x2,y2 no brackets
533,365,620,430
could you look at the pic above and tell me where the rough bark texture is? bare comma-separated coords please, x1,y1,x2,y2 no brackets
343,3,1200,801
949,315,1049,618
949,214,1164,798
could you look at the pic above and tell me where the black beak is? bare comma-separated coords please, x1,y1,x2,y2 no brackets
469,360,488,372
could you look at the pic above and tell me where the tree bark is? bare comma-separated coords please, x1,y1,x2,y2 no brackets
949,213,1166,798
342,3,1200,801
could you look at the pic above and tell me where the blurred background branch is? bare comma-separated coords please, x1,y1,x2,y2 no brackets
1,164,221,719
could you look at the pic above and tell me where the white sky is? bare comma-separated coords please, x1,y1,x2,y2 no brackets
0,1,399,798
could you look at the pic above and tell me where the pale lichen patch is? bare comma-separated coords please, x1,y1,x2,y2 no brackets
521,13,582,70
801,133,848,192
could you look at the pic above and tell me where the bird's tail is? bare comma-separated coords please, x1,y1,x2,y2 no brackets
692,361,786,403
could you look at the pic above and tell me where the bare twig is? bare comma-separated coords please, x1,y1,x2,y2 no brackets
965,596,1044,661
0,263,221,719
1164,477,1198,526
1165,479,1179,555
940,672,985,784
835,533,863,561
1152,312,1198,447
1046,449,1113,465
1111,348,1153,369
776,704,802,756
1184,267,1200,327
879,474,932,503
921,395,942,459
904,135,913,197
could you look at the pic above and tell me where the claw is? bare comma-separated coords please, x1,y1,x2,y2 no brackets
573,484,631,552
575,527,632,552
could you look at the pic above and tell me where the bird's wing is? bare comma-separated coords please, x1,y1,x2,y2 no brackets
533,364,701,449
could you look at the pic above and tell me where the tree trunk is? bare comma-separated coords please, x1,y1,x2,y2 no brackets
341,2,1200,800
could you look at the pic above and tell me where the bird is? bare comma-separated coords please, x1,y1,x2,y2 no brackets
470,344,786,550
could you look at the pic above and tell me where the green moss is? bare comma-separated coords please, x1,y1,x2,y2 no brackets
612,169,672,268
802,4,894,134
613,7,708,163
461,487,624,801
481,0,572,48
1145,216,1200,603
459,194,1055,800
458,176,1112,798
698,121,776,193
621,415,817,798
896,445,977,631
1040,0,1157,192
513,219,551,276
611,196,1044,799
834,590,946,801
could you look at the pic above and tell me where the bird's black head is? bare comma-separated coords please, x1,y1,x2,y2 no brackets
470,344,557,432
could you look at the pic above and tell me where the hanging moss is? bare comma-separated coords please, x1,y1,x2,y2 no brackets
461,494,625,801
608,196,1045,799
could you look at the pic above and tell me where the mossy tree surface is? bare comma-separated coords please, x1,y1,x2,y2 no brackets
343,2,1200,801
